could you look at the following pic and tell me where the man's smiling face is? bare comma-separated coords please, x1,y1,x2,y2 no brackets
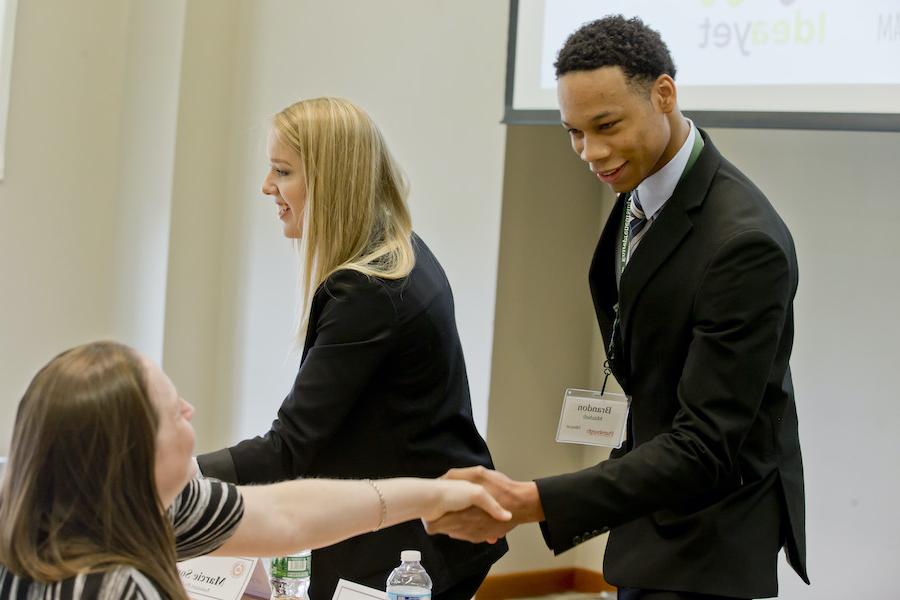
558,66,677,194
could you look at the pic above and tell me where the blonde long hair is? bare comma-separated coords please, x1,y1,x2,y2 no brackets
272,97,415,342
0,342,188,600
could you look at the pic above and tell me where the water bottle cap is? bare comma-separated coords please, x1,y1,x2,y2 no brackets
400,550,421,562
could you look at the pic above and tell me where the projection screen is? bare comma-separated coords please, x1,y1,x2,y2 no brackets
506,0,900,131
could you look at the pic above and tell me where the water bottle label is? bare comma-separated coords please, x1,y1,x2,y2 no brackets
271,555,311,578
387,594,430,600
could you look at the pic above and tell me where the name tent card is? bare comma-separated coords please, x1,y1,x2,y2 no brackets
331,579,387,600
178,556,270,600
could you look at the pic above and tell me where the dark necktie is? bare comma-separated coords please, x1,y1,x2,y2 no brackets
627,191,648,261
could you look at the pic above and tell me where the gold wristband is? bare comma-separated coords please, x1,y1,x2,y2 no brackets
365,479,387,532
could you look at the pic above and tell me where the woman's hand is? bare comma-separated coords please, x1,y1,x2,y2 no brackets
425,479,512,524
423,467,544,544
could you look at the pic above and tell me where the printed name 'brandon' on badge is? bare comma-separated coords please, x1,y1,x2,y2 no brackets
578,404,611,414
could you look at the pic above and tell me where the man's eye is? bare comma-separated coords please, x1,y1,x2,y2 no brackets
598,121,618,131
567,128,582,136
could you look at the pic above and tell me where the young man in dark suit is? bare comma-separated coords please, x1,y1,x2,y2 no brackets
426,15,808,599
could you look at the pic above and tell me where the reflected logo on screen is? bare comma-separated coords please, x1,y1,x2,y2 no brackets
697,1,825,57
878,13,900,42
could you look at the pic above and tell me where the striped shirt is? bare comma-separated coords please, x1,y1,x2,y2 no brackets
0,477,244,599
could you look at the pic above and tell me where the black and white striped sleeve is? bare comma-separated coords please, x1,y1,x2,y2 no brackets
170,478,245,560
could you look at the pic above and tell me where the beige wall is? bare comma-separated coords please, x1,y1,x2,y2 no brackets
0,0,509,455
0,0,133,448
485,124,614,573
111,0,186,361
161,0,239,451
215,0,510,446
0,0,235,452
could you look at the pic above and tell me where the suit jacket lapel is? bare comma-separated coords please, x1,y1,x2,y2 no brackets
590,193,625,338
618,128,721,345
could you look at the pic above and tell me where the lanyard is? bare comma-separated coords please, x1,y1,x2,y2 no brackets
603,129,705,393
619,195,634,279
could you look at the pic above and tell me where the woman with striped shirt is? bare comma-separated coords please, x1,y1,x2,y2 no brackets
0,341,510,599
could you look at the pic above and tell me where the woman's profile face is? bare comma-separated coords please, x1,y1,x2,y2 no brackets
143,355,196,507
262,130,307,238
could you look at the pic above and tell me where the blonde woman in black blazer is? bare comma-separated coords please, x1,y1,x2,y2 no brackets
198,98,506,600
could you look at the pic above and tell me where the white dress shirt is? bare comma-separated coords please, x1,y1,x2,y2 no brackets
632,118,698,231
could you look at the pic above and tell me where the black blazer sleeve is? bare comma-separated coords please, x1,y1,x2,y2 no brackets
199,269,397,484
537,229,793,553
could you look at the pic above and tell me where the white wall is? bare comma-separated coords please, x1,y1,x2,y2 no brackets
707,127,900,599
0,0,133,448
0,0,509,454
216,0,509,444
0,0,19,178
160,0,240,450
0,0,232,452
487,124,610,574
111,0,186,362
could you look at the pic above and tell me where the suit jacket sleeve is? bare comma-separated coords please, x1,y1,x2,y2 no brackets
198,270,397,484
536,229,794,554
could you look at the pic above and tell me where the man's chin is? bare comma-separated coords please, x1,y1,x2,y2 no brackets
609,182,636,195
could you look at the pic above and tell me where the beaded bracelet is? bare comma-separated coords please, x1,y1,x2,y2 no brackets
365,479,387,531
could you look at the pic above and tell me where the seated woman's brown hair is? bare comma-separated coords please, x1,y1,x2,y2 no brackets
0,341,187,600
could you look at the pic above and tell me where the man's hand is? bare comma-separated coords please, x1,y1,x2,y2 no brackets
422,466,544,543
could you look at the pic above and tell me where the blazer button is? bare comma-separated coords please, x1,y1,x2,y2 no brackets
591,530,600,536
573,535,583,545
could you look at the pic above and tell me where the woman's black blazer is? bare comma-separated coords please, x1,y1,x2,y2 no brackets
198,234,506,599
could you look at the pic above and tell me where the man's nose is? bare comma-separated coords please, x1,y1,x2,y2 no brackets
580,135,611,163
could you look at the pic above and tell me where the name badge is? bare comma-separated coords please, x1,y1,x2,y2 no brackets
556,388,629,448
178,556,270,600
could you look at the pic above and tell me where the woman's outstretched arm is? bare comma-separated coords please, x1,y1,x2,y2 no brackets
210,477,510,557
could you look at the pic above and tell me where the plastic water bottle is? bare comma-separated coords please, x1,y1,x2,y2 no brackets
386,550,432,600
270,550,311,600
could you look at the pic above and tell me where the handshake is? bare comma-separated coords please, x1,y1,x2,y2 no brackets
424,466,544,543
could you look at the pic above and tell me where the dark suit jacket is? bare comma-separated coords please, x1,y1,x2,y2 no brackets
198,234,506,600
535,130,807,598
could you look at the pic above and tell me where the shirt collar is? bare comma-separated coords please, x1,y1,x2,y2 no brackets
634,119,696,220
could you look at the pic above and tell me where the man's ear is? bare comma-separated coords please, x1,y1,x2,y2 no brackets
653,74,677,114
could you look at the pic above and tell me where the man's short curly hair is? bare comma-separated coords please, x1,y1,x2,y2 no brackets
554,15,676,93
